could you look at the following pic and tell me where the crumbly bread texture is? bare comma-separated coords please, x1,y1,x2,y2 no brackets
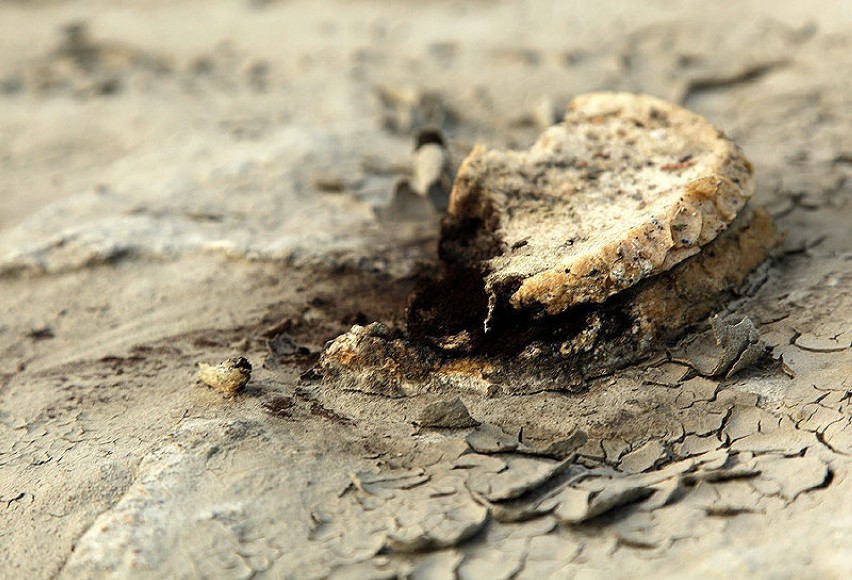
321,92,777,395
321,205,776,396
444,92,755,320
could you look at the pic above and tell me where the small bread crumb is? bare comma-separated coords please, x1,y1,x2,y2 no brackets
197,356,252,396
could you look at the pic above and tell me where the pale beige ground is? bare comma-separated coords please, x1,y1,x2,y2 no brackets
0,1,850,578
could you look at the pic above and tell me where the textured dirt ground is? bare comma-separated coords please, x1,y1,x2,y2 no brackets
1,1,850,578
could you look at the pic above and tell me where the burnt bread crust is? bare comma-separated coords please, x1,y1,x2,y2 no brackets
444,92,755,323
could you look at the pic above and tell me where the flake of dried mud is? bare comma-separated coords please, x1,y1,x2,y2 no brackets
417,397,479,429
793,332,851,353
465,423,587,459
639,477,684,511
729,429,816,455
383,497,488,553
465,423,520,453
684,453,760,483
466,454,574,502
752,455,831,500
519,430,588,460
350,468,431,499
619,440,667,473
674,316,767,377
555,481,653,524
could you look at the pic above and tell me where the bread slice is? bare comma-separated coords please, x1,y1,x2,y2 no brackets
320,92,777,396
442,92,755,323
321,205,776,396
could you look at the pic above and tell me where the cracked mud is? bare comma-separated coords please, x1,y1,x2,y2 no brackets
1,1,851,578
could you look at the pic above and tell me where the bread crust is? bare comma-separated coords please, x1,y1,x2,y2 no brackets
446,92,755,319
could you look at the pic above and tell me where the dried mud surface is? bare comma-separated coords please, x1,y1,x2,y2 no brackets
1,1,850,578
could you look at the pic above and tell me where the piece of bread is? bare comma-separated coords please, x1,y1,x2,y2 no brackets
321,205,776,396
443,92,755,322
320,92,777,395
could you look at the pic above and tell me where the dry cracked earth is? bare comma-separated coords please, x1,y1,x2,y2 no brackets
0,1,850,578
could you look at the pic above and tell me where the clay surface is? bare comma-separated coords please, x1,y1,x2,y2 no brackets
1,1,850,579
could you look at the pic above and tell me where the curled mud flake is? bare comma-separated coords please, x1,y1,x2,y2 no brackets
674,316,767,377
350,469,431,499
751,455,831,501
197,356,252,396
628,457,698,488
682,452,760,483
467,455,574,502
555,480,654,524
454,453,508,473
417,397,479,429
469,486,561,523
639,477,684,511
674,434,723,458
550,486,594,523
729,428,816,456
